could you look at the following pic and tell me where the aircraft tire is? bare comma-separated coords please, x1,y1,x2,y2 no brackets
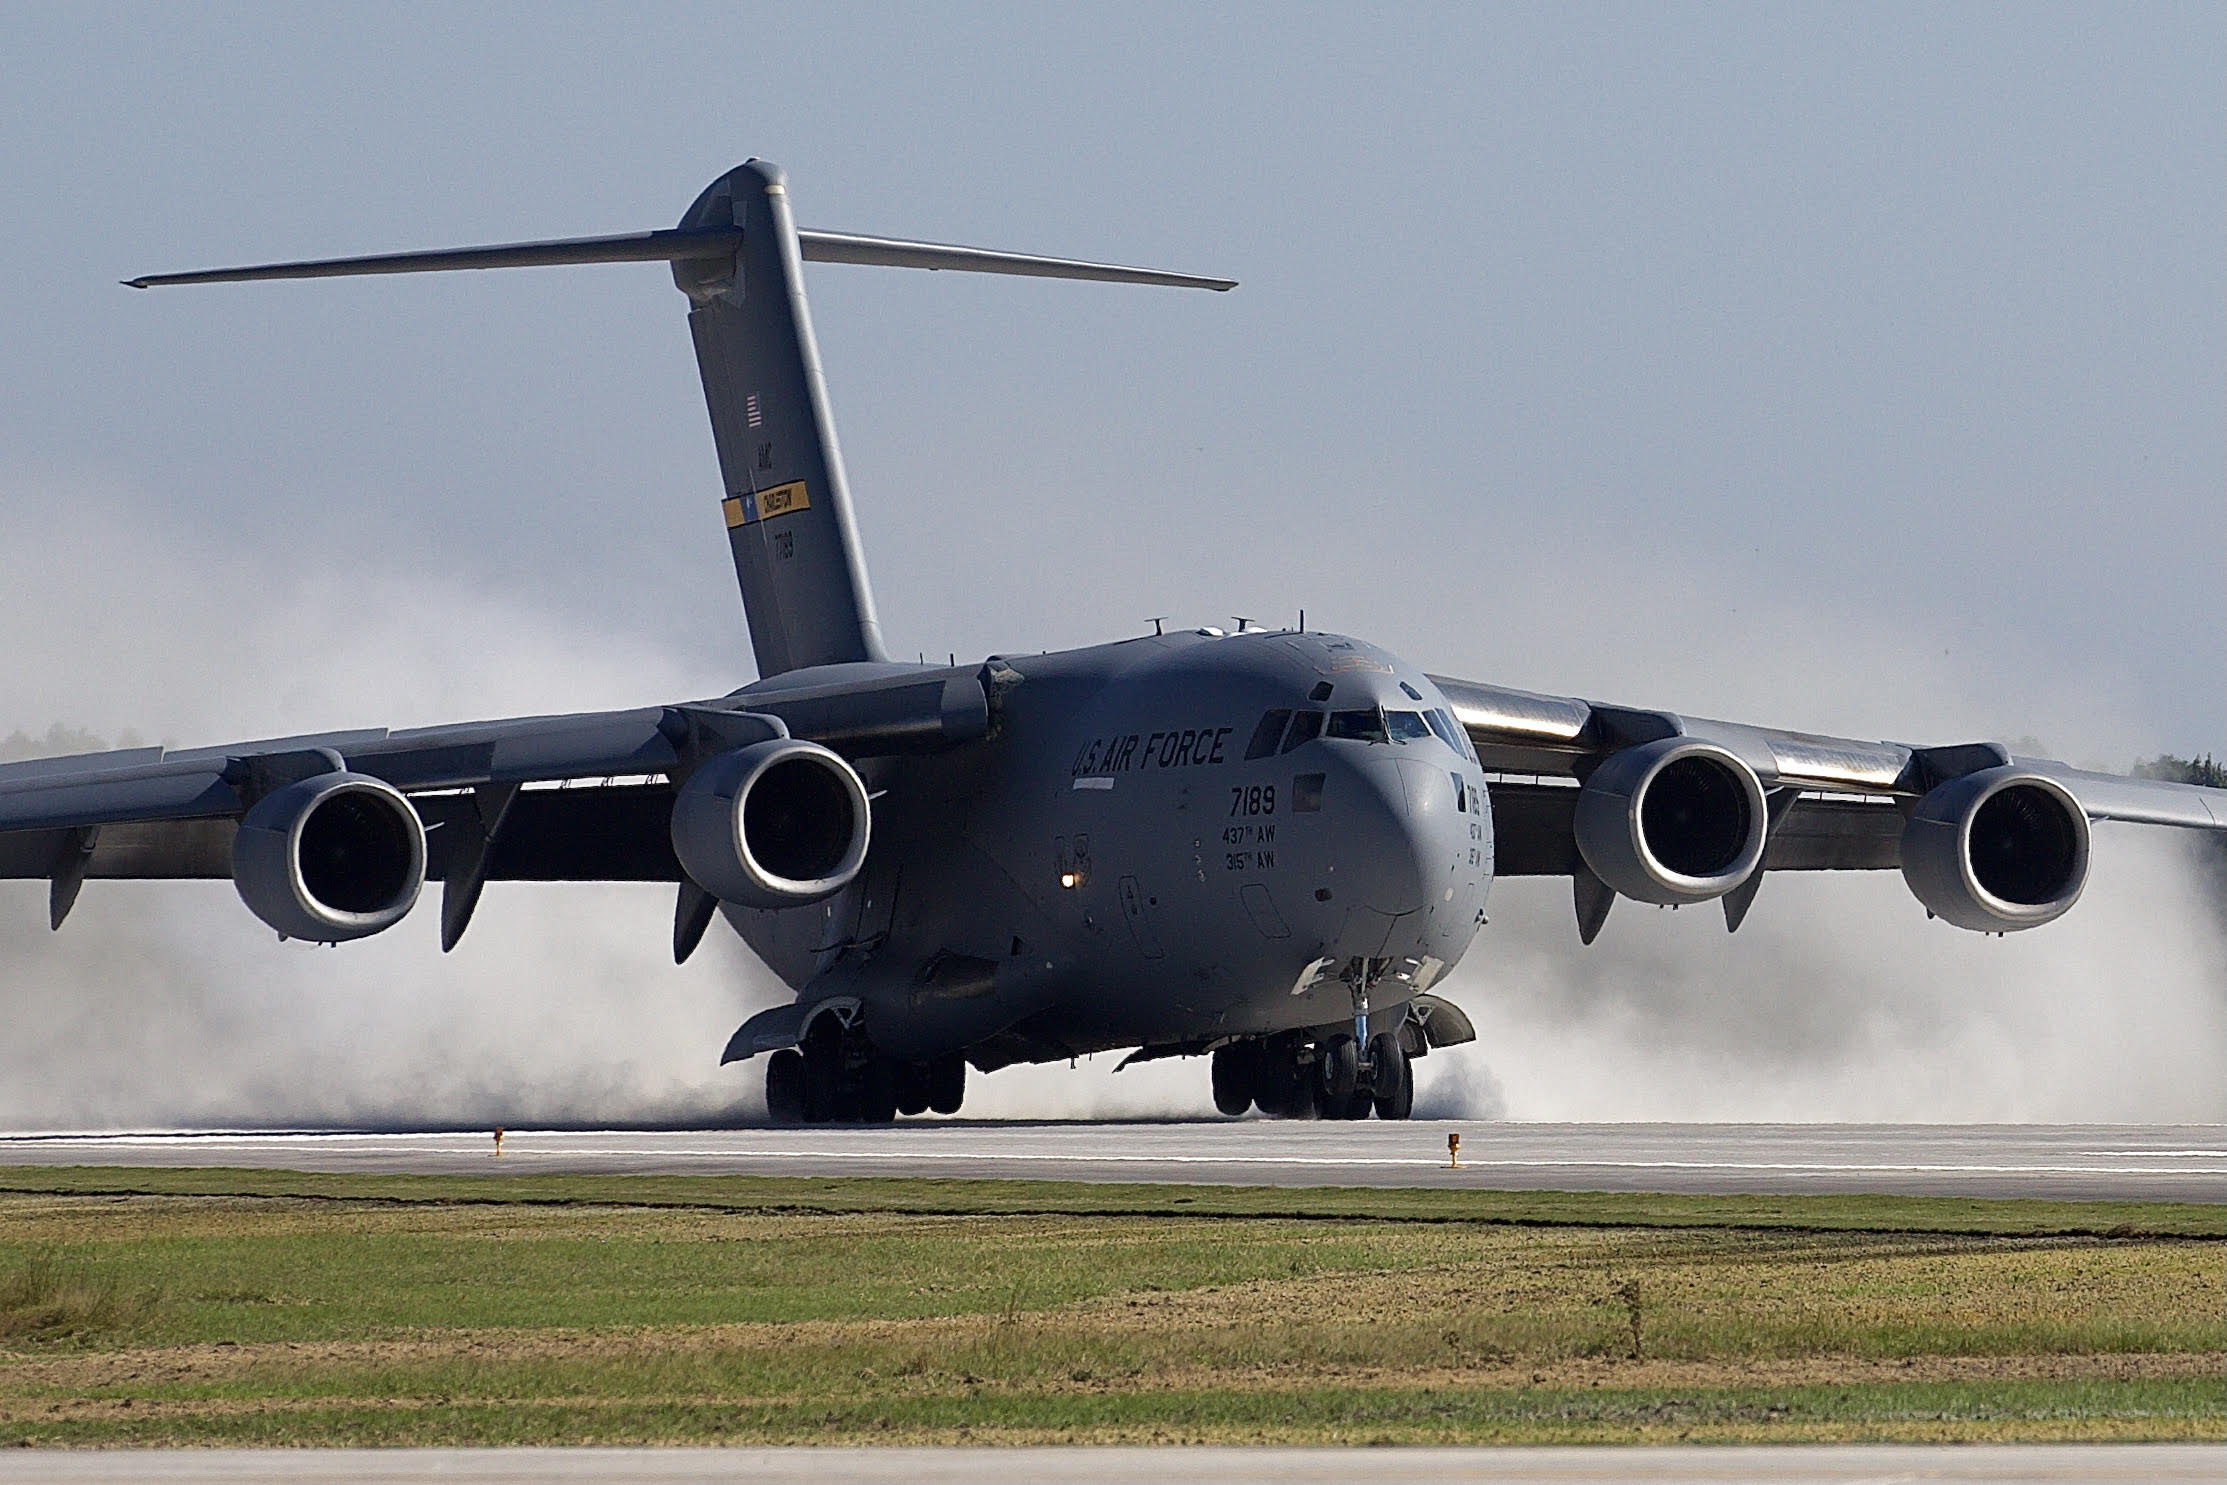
927,1053,966,1115
1257,1049,1315,1119
1369,1034,1413,1120
858,1059,900,1124
893,1062,931,1117
1210,1044,1255,1116
800,1039,843,1123
1310,1083,1369,1120
764,1049,807,1124
801,1069,839,1123
1318,1035,1360,1102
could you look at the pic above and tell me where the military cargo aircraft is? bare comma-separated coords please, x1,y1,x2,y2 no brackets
4,161,2221,1122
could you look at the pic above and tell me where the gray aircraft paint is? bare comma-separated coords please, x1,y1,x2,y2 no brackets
724,631,1491,1067
3,160,2224,1118
672,164,886,676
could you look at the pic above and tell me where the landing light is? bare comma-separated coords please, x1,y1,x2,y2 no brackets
1059,872,1082,890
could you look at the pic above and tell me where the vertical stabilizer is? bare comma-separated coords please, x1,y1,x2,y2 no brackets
124,160,1232,682
672,162,886,676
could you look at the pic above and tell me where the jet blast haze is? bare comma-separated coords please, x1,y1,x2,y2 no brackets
4,161,2223,1123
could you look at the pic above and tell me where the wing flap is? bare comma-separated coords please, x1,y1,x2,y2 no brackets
1,788,682,885
1484,783,1581,876
0,820,236,881
1764,795,1905,872
1487,779,1908,880
462,785,680,882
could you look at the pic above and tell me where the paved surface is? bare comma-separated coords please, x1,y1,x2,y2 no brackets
2,1122,2221,1202
0,1446,2221,1483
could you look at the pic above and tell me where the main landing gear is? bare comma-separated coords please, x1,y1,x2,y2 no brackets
1210,1026,1416,1120
764,1015,966,1123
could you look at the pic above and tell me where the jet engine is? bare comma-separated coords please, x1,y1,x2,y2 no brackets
1900,767,2089,932
670,739,872,908
1573,738,1768,905
231,772,427,942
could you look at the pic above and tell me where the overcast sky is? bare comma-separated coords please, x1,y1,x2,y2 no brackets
2,5,2220,1126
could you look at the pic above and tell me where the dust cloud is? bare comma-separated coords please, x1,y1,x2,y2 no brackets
0,477,777,1130
3,477,2222,1128
1421,826,2227,1123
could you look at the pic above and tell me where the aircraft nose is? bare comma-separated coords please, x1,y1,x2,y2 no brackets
1327,754,1456,916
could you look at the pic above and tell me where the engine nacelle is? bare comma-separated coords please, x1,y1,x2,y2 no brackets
1901,767,2089,932
670,739,872,908
231,772,426,942
1574,738,1768,905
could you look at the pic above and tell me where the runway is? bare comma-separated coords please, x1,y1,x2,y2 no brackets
3,1122,2221,1202
0,1446,2220,1484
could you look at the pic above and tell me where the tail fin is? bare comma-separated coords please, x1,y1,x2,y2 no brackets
672,162,885,674
127,159,1234,678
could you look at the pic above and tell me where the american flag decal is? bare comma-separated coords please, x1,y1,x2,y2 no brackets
745,393,763,429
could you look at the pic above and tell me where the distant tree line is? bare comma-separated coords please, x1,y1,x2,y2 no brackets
2132,755,2227,921
0,723,130,765
2131,753,2227,789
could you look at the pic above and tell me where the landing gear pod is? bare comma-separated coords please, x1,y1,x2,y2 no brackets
670,739,872,908
1573,738,1768,905
231,774,426,942
1901,768,2089,932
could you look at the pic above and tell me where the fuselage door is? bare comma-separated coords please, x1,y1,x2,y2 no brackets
1117,874,1166,959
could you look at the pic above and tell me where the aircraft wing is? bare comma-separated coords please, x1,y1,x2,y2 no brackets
0,664,989,947
1429,673,2226,939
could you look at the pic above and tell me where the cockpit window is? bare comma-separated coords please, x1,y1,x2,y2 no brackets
1281,709,1324,752
1424,707,1462,751
1244,709,1291,761
1327,708,1387,742
1385,710,1432,743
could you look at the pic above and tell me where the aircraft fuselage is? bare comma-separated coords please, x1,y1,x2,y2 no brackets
724,627,1494,1070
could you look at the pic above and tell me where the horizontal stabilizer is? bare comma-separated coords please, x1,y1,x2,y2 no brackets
124,229,742,288
798,230,1234,290
118,158,1233,681
127,229,1234,292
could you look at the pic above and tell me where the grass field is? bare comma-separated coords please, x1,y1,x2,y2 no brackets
0,1166,2219,1446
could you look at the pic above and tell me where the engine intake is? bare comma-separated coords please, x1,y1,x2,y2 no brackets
1573,738,1768,905
1901,767,2089,932
670,739,872,908
231,772,426,942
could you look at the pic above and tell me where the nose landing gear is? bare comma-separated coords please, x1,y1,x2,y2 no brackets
1366,1029,1413,1121
1208,1020,1419,1121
